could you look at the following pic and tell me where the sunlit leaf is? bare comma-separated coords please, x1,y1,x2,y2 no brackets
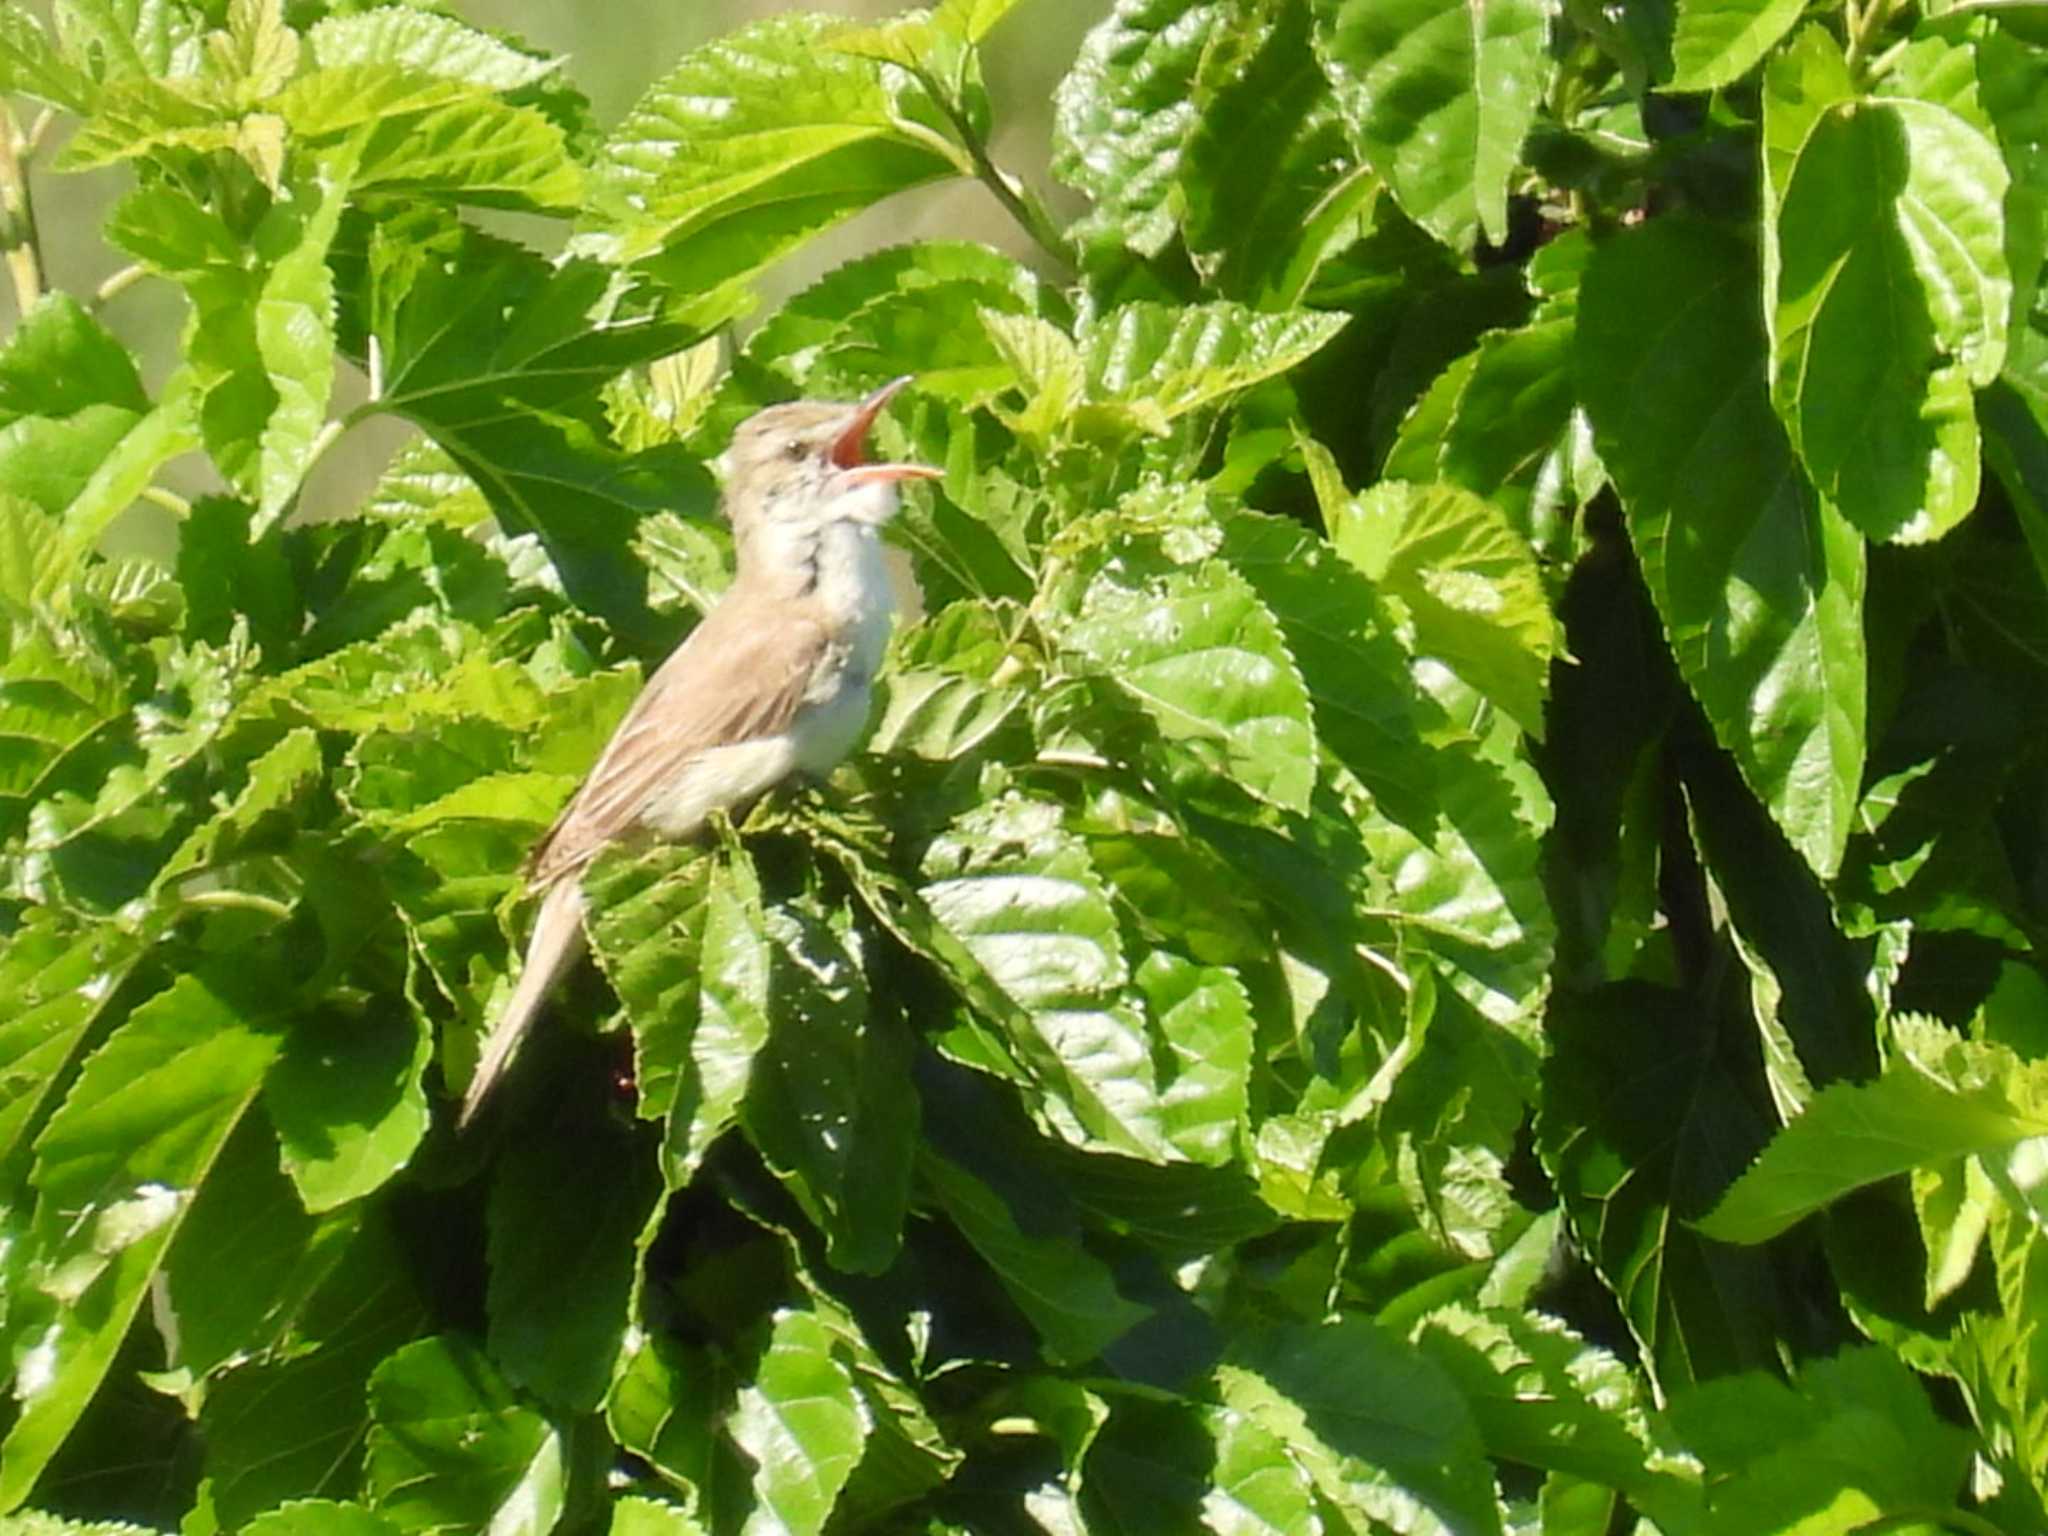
364,1336,564,1536
1313,0,1551,250
1579,216,1865,878
729,1307,867,1536
1063,559,1317,812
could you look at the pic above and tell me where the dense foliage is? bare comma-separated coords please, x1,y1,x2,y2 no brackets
1,0,2046,1529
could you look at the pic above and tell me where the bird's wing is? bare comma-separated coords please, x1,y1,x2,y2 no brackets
526,601,834,886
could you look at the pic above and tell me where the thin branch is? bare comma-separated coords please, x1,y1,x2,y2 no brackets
180,888,295,920
914,66,1072,274
141,486,192,516
0,103,44,320
1844,0,1906,77
94,263,149,310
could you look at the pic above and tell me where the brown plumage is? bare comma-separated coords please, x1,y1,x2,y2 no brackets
458,378,937,1126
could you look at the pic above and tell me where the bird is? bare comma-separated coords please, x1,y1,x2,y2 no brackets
459,375,939,1126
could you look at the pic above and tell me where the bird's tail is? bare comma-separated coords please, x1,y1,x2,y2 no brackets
459,879,587,1128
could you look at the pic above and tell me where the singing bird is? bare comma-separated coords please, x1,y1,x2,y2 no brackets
459,376,939,1125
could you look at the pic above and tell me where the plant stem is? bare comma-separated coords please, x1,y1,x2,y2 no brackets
94,264,149,310
180,888,295,920
916,67,1072,274
0,103,44,321
141,486,193,516
1844,0,1904,76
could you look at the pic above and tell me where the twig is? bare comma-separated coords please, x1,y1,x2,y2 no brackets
0,102,44,320
914,66,1072,274
1844,0,1906,76
180,888,295,920
94,263,148,310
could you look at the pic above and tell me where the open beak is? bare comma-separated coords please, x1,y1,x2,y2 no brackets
830,375,941,486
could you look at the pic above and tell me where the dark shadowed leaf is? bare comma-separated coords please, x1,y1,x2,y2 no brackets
1579,216,1865,878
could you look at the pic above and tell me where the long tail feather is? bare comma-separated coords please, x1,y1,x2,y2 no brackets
460,879,587,1128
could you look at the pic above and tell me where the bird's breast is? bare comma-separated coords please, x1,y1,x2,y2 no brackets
791,523,899,774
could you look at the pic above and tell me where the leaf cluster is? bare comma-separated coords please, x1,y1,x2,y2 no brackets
0,0,2045,1532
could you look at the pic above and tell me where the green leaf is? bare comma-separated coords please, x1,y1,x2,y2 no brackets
1380,315,1579,543
1666,1348,1975,1532
1,1514,172,1536
155,725,323,891
245,1502,404,1536
1665,0,1807,90
302,8,560,89
1063,559,1318,812
1140,951,1254,1166
607,1329,722,1499
1764,28,2012,544
0,407,145,522
264,1001,431,1214
0,624,130,816
209,0,300,102
0,495,62,618
1218,1316,1501,1536
1700,1055,2048,1244
54,77,235,171
0,294,148,424
741,241,1042,410
1051,0,1227,261
799,1287,962,1526
1200,1406,1320,1536
729,1307,867,1536
587,843,774,1184
52,0,206,84
273,64,490,138
252,165,348,530
1414,1305,1701,1528
1313,0,1552,250
865,666,1025,763
1579,216,1865,879
980,310,1088,443
1685,738,1878,1109
487,1076,662,1413
1077,302,1351,428
200,1214,431,1527
44,376,203,601
1180,0,1364,305
0,299,189,583
742,897,916,1274
353,98,582,212
0,8,88,111
159,1115,356,1380
0,916,143,1179
585,842,715,1128
364,1336,564,1536
610,1496,708,1536
919,793,1171,1160
1218,511,1554,1024
1331,480,1559,739
350,218,714,649
1,970,282,1512
919,1150,1151,1364
1537,982,1786,1395
584,12,964,293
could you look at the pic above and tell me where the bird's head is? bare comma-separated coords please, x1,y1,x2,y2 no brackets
722,377,939,547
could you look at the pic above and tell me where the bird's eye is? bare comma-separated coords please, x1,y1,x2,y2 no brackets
784,440,805,461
